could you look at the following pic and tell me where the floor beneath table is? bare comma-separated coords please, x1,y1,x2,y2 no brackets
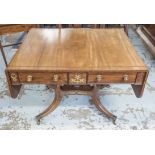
0,27,155,129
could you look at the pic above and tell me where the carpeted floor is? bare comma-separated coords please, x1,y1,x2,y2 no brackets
0,27,155,129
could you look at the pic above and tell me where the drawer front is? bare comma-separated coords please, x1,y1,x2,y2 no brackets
88,73,137,84
69,73,87,85
18,72,67,84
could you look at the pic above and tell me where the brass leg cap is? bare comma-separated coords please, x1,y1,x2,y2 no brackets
36,116,41,125
111,115,117,125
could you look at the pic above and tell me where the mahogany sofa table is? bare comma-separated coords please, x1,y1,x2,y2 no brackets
5,28,148,124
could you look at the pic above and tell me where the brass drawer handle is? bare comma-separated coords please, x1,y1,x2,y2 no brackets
53,74,59,82
96,75,102,82
123,75,128,81
11,73,18,82
71,74,85,84
27,75,33,82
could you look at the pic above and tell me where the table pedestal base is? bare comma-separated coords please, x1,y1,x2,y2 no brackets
36,85,117,125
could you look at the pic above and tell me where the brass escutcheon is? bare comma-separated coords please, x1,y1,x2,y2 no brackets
53,74,59,82
71,74,85,84
96,75,102,82
27,75,33,82
123,74,128,81
11,73,17,82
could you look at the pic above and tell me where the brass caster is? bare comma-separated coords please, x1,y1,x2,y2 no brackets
46,85,50,90
111,115,117,125
36,116,41,125
46,85,53,91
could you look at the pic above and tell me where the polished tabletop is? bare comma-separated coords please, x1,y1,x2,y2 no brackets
8,28,147,71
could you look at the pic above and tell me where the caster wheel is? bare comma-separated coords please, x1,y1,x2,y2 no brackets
46,85,50,90
111,115,117,125
36,116,41,125
37,119,40,125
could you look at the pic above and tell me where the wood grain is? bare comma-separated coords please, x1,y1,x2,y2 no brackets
0,24,39,35
8,28,147,72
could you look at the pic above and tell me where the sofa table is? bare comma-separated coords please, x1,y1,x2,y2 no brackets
5,28,148,124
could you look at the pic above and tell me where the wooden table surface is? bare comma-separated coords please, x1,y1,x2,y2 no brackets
8,28,147,71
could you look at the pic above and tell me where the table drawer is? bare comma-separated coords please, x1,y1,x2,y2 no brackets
88,73,137,84
69,73,87,84
18,72,67,84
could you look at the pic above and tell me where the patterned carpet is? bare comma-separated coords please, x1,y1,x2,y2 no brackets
0,28,155,129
